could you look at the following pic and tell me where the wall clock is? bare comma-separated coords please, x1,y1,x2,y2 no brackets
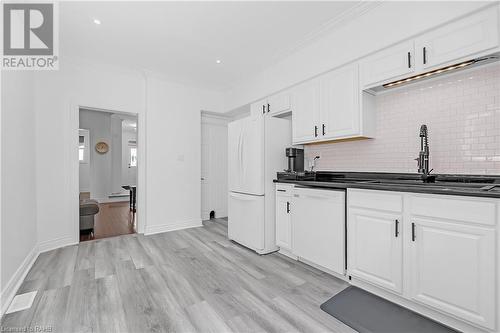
95,141,109,154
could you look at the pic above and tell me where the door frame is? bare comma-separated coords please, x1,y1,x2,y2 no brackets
70,104,147,243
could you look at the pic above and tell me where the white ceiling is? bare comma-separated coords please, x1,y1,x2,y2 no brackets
60,1,361,91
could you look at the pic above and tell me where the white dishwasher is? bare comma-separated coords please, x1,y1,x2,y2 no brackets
292,186,345,276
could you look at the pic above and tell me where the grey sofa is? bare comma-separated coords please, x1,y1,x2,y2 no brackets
80,199,99,234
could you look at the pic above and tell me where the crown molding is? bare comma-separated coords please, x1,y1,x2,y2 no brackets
268,1,383,67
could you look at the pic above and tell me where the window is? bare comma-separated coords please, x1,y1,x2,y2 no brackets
79,129,89,164
130,147,137,167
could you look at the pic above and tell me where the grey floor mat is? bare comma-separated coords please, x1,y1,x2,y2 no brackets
320,286,459,333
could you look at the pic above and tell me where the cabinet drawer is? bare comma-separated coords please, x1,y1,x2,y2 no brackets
348,189,403,213
408,194,497,226
276,183,294,196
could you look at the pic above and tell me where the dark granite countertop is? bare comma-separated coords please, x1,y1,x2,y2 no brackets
274,171,500,199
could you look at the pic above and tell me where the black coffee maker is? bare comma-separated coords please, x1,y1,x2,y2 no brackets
285,148,304,173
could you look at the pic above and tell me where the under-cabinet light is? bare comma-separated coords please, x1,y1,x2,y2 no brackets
383,60,476,89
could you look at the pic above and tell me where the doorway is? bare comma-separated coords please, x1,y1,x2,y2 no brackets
78,108,138,241
201,112,229,220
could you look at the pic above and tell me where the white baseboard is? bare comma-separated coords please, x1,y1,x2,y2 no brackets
37,236,76,254
0,245,38,316
144,218,202,235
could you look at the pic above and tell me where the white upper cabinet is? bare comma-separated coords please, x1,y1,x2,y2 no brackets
360,40,415,88
292,63,375,145
319,64,361,140
250,99,267,118
291,79,320,143
415,8,499,70
267,91,291,116
251,92,292,118
361,7,499,89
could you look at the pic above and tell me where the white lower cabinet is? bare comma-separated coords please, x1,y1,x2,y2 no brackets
409,217,496,330
292,187,345,275
348,208,403,294
347,189,498,332
275,185,293,251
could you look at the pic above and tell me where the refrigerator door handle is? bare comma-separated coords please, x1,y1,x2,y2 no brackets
239,130,243,181
240,130,245,183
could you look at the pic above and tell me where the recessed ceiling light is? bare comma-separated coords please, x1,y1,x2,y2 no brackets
216,59,222,64
93,19,101,25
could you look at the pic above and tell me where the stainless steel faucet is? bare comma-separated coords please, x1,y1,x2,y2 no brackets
416,124,435,182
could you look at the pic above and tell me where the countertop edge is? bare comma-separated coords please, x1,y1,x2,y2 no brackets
273,179,500,199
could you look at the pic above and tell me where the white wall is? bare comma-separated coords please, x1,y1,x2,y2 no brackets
1,71,38,312
224,1,495,111
79,109,113,200
34,60,146,248
32,59,224,247
144,75,224,234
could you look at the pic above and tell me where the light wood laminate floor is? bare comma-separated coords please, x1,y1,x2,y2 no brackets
1,218,354,333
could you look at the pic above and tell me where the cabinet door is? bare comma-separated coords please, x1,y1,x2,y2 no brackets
268,91,291,116
319,64,360,140
275,194,291,250
292,188,345,275
360,40,415,87
415,8,499,70
409,217,495,329
348,208,403,294
250,99,267,118
292,79,319,144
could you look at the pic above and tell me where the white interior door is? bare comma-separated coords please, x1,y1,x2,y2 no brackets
201,115,228,220
125,146,137,185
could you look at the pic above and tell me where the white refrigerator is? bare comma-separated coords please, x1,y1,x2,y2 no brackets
228,112,291,254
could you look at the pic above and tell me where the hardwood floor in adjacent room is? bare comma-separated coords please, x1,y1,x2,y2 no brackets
80,201,136,242
1,218,354,333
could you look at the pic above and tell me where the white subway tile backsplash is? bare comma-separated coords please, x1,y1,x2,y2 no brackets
305,63,500,175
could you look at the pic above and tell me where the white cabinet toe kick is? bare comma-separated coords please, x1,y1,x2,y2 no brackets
275,184,499,333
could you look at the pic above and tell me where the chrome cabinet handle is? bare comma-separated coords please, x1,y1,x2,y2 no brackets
423,47,427,65
395,219,399,237
412,222,416,241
